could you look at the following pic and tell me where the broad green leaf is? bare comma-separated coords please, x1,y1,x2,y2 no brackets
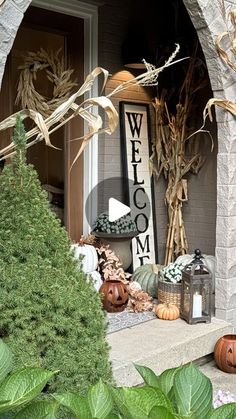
0,368,56,412
104,414,121,419
54,393,92,419
13,400,58,418
88,379,113,419
0,412,15,418
210,403,236,418
148,406,178,418
158,366,182,396
110,387,133,419
174,364,212,419
112,385,172,419
134,364,160,388
0,341,13,381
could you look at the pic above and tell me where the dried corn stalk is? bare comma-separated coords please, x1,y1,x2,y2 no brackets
0,48,187,168
151,53,208,265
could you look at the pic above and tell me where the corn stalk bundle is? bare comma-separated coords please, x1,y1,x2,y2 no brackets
151,53,209,265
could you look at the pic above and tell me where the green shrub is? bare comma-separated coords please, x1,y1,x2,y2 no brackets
0,338,235,419
0,116,112,394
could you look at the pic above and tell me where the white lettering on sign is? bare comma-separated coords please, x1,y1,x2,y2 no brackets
121,102,157,270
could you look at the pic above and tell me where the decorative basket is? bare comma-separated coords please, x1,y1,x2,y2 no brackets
157,280,182,309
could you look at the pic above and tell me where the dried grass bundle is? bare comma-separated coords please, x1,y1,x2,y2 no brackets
151,52,209,265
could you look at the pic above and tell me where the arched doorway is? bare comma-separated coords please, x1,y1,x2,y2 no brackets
0,0,235,324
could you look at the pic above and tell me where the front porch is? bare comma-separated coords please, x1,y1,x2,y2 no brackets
107,316,233,387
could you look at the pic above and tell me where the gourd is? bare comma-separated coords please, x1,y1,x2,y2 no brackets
71,243,98,273
89,270,103,292
132,264,161,298
155,303,180,320
175,253,215,292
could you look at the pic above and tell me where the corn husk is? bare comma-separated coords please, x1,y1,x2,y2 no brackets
0,47,187,168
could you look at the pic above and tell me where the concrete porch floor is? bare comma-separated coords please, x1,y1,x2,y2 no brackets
107,316,234,388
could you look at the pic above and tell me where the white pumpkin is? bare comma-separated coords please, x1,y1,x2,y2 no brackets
89,271,103,292
71,243,98,273
175,253,216,293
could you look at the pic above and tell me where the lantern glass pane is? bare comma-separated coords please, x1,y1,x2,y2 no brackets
202,284,210,316
182,281,191,316
192,283,203,318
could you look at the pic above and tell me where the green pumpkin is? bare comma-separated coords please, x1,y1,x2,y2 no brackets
132,264,161,297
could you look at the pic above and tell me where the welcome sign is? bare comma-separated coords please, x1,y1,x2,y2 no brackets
119,102,157,270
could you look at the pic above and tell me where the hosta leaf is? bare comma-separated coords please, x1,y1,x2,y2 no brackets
54,393,92,418
0,341,13,381
158,366,182,396
111,386,172,419
88,379,113,419
0,368,56,412
174,364,212,419
210,403,236,418
13,401,58,418
134,364,160,388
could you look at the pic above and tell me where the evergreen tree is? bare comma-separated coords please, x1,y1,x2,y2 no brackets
0,116,112,394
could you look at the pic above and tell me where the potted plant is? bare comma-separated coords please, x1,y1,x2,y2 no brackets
92,212,138,270
157,260,185,309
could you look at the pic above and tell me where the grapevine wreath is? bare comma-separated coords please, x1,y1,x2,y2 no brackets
15,48,77,118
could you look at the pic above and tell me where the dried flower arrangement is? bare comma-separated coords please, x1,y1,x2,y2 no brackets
96,243,127,283
150,46,211,265
126,282,153,313
79,235,154,312
80,234,127,282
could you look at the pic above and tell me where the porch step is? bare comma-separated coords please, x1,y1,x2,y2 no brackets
107,317,233,387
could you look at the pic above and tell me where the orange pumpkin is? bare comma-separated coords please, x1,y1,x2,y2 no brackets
155,303,179,320
214,335,236,373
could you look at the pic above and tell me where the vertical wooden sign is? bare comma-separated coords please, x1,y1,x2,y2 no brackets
120,102,158,270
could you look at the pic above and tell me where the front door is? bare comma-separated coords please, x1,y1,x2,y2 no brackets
0,6,84,241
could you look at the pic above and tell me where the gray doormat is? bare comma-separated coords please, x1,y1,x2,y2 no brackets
107,310,156,334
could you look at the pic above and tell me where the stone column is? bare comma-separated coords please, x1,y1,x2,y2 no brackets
0,0,32,89
183,0,236,325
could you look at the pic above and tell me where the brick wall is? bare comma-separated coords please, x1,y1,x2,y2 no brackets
95,0,217,264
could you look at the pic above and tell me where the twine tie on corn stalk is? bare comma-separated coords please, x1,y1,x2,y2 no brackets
0,44,188,169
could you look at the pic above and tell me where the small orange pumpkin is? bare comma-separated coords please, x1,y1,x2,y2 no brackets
155,303,179,320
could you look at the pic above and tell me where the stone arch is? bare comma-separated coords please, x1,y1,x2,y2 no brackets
0,0,32,88
183,0,236,324
0,0,236,323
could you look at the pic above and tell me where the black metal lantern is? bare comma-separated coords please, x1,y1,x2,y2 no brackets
180,249,212,324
